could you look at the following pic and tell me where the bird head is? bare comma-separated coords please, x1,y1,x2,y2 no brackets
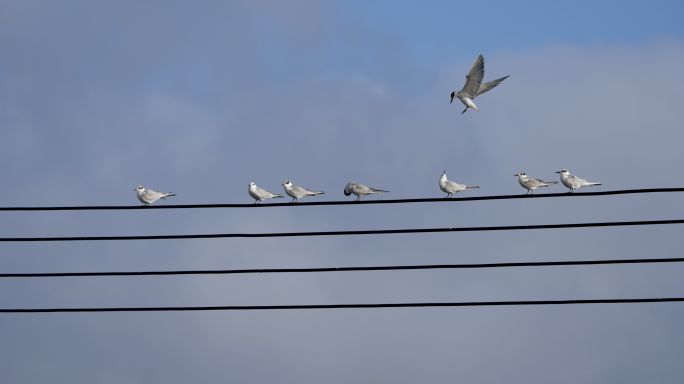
344,182,354,196
249,182,256,188
134,186,144,192
450,91,457,104
514,173,527,178
282,180,292,187
555,169,569,175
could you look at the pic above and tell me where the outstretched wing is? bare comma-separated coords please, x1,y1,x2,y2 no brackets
475,75,509,98
461,55,485,97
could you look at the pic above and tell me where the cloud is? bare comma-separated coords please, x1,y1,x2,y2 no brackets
1,2,684,382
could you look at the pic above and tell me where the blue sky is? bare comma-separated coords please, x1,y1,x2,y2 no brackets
1,1,684,383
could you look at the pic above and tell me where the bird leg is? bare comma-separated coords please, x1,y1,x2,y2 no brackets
461,106,468,114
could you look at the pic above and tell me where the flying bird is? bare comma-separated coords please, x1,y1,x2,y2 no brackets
555,169,602,193
344,182,389,202
133,186,176,206
282,180,324,203
451,54,509,114
248,182,284,204
514,173,557,195
439,171,479,198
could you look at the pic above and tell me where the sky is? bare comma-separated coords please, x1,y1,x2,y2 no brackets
1,0,684,382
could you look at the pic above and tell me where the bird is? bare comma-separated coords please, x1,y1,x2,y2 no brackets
514,173,557,195
451,54,509,114
555,169,602,193
281,180,324,203
248,182,284,204
439,171,479,198
133,186,176,206
344,182,390,202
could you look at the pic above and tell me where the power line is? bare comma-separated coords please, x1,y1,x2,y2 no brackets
1,219,683,242
0,188,682,211
3,257,684,278
2,298,683,313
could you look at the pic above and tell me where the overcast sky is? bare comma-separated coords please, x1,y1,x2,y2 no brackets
2,1,684,383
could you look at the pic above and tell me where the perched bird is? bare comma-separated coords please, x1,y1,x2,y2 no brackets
555,169,602,193
439,171,479,198
344,182,389,202
514,173,558,195
282,180,324,203
133,186,176,206
451,54,509,114
248,182,283,204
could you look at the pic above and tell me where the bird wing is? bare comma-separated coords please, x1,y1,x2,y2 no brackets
475,75,509,98
523,178,543,188
293,185,319,196
566,174,584,188
461,55,485,97
445,180,463,192
290,185,307,195
254,187,271,199
143,190,162,200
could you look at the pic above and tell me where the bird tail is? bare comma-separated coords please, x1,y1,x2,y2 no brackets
541,181,558,187
160,193,176,199
313,191,325,195
370,189,390,194
584,182,601,187
464,186,479,190
273,194,284,198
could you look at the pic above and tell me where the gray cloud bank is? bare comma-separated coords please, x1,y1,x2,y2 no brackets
1,1,684,383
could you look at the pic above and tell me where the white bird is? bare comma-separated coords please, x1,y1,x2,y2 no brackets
439,171,479,198
281,180,324,203
514,173,557,195
133,186,176,206
451,54,509,114
344,182,389,202
248,182,284,204
555,169,602,193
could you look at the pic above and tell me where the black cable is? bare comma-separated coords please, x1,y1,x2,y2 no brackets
3,257,684,278
2,298,683,312
0,188,682,211
1,219,683,242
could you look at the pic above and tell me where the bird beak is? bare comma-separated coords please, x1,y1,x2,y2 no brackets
133,188,137,191
450,99,453,104
555,171,561,173
514,174,519,176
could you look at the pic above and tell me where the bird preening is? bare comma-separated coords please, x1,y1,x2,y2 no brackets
451,54,509,114
344,182,390,202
